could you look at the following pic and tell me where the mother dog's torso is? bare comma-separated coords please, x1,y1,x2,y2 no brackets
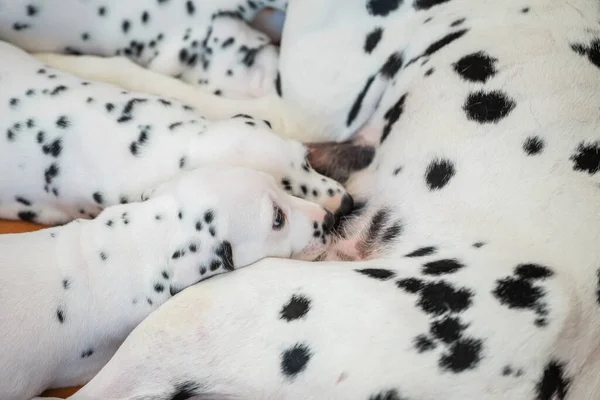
1,0,600,398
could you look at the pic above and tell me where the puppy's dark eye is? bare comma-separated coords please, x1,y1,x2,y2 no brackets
272,205,286,230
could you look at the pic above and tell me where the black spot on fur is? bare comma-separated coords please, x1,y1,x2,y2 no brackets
425,158,455,190
414,0,451,10
381,94,407,143
396,277,425,293
275,72,282,97
365,27,383,54
453,51,498,83
186,0,195,15
280,294,311,321
42,139,63,157
406,246,437,257
414,334,437,352
570,141,600,175
18,210,37,222
81,348,94,358
439,337,483,372
209,260,222,271
570,38,600,70
154,283,165,293
62,278,70,289
215,241,235,271
423,259,465,275
450,18,466,27
424,29,468,58
169,381,200,400
381,221,403,244
524,136,545,155
92,192,104,205
56,308,65,323
122,19,131,33
100,252,108,261
347,76,375,127
281,343,311,377
380,52,404,79
430,316,468,343
56,115,70,128
356,268,396,281
26,4,38,16
464,90,516,123
535,360,571,400
204,210,214,224
15,196,31,206
369,389,404,400
399,279,473,315
367,0,402,16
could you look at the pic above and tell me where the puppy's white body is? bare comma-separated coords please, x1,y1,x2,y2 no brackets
0,166,334,400
0,42,349,226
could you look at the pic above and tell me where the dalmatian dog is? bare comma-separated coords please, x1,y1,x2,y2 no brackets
3,0,600,399
0,41,352,226
0,0,286,101
0,165,336,400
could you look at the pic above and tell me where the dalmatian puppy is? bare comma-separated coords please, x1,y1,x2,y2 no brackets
6,0,600,399
0,0,287,100
0,41,352,226
0,164,335,400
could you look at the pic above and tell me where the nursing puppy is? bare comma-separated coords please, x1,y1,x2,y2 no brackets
0,165,335,400
0,41,352,226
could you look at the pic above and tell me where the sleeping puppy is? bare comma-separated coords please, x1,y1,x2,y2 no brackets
0,40,353,226
0,165,335,400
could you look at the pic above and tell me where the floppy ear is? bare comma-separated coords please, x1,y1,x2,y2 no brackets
168,233,237,296
306,141,375,184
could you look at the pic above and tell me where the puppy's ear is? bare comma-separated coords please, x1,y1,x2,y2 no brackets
168,236,236,296
306,142,375,184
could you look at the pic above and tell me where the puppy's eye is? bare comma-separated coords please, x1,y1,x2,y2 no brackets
272,205,286,230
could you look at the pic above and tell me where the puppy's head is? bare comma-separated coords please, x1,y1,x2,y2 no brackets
205,116,355,219
146,166,334,294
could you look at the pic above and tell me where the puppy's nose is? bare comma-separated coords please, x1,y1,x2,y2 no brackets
323,210,335,233
335,194,354,219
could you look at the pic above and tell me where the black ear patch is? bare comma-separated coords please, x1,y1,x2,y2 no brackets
216,241,235,271
306,141,375,183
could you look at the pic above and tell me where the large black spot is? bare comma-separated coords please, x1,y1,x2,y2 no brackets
367,0,402,16
381,93,407,143
414,0,451,10
422,259,465,275
453,51,498,83
571,38,600,70
430,316,468,343
405,246,437,257
381,221,402,244
535,360,571,400
280,294,311,321
464,90,516,124
169,381,201,400
396,277,425,293
281,343,311,377
570,141,600,175
417,281,473,315
356,268,396,280
438,337,483,373
493,276,543,310
425,158,455,190
365,27,383,54
523,136,545,155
